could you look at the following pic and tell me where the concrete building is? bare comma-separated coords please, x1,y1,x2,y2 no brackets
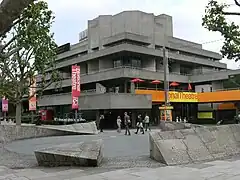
36,11,240,126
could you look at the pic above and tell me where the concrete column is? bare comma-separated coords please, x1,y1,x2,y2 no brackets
130,82,135,93
96,110,100,129
124,81,128,93
131,111,137,128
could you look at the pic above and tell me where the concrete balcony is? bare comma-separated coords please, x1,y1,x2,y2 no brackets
78,93,152,110
37,92,152,110
37,90,96,107
54,43,226,70
36,72,71,83
190,69,240,83
45,66,189,90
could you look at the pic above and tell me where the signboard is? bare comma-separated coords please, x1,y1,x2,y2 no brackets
71,65,81,97
197,112,213,119
57,43,70,54
2,98,8,112
29,77,37,111
168,92,198,102
135,90,198,103
71,65,80,110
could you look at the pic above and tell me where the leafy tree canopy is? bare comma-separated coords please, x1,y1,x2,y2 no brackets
202,0,240,62
0,1,60,124
0,0,34,36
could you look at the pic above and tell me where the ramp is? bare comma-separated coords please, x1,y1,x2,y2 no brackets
150,124,240,165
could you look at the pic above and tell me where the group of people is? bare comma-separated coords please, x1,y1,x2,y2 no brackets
116,112,151,136
98,112,151,135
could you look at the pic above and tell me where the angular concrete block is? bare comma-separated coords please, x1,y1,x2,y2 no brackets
152,139,192,165
149,132,191,165
214,126,239,156
182,133,214,162
34,140,103,167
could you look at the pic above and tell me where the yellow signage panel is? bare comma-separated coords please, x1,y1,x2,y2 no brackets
169,92,198,103
197,112,213,119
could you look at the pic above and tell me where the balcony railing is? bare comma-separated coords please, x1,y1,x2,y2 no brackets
136,87,240,93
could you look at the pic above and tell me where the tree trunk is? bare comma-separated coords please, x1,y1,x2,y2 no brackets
0,0,34,36
15,102,22,125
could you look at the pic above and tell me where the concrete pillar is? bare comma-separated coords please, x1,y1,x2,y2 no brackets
124,81,128,93
96,110,100,129
130,82,135,93
131,111,137,128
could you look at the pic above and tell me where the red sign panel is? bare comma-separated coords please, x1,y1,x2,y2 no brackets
2,98,8,112
71,65,81,97
71,65,80,110
71,96,79,110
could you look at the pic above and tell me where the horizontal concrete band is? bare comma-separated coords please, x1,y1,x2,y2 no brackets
150,124,240,166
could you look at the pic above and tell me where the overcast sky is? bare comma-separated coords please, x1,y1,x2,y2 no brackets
4,0,240,69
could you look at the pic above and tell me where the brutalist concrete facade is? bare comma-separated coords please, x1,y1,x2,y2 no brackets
37,11,233,110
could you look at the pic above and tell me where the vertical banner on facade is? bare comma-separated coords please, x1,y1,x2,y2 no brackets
2,98,8,112
29,77,37,111
71,65,81,110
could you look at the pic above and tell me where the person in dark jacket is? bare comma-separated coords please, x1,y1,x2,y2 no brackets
135,114,144,134
99,114,104,132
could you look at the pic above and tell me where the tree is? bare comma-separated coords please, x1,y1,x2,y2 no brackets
202,0,240,62
0,0,35,36
0,1,60,125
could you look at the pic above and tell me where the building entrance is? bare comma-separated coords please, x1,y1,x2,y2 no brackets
171,103,197,122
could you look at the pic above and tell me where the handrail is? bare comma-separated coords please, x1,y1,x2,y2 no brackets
136,87,240,92
39,89,97,98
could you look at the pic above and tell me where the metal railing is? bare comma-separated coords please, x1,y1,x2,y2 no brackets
136,87,240,93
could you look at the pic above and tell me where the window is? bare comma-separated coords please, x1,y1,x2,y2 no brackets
132,59,141,68
113,60,122,67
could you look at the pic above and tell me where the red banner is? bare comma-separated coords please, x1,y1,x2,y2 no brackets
71,96,79,110
71,65,81,97
29,77,37,111
2,98,8,112
71,65,80,110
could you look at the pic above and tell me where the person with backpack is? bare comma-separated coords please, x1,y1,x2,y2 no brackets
124,112,131,136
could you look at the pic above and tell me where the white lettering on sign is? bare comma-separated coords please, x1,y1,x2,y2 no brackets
76,67,80,92
72,70,77,91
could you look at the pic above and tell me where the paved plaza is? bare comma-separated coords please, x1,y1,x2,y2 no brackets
1,129,240,179
0,158,240,179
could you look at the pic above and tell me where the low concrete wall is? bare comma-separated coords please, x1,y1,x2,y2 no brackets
150,124,240,166
0,122,98,144
159,121,202,131
0,125,73,144
41,121,98,135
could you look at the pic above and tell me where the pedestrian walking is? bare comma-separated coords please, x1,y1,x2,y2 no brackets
135,114,144,134
124,112,131,136
116,116,122,133
144,114,151,131
99,114,104,132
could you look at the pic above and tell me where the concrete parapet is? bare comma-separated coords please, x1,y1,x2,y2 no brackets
34,140,103,167
0,122,98,144
159,121,201,131
41,121,98,135
150,124,240,166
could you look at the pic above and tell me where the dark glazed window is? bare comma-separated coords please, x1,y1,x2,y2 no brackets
113,60,122,67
